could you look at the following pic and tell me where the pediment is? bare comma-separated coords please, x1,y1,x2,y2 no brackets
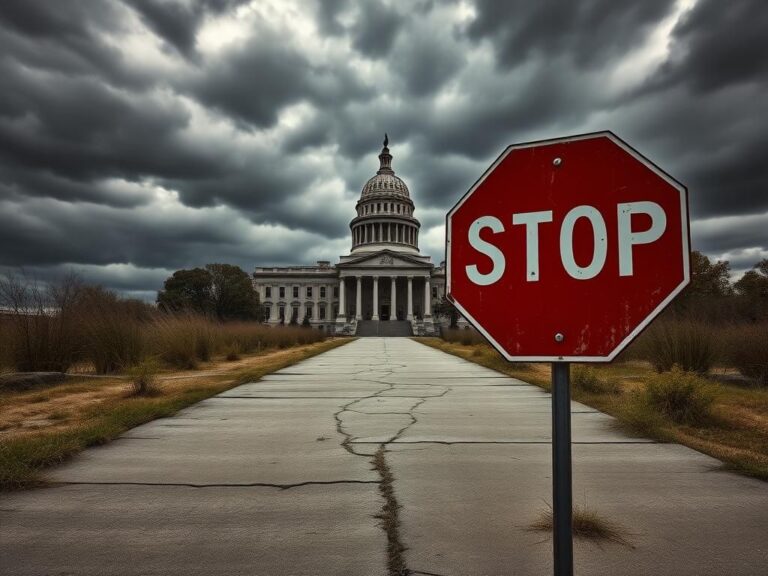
337,250,432,269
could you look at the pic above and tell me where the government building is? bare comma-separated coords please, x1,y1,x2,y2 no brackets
252,136,450,336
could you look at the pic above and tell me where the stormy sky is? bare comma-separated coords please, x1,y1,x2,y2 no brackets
0,0,766,301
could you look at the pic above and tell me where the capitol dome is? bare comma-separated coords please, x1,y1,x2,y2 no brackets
350,135,420,254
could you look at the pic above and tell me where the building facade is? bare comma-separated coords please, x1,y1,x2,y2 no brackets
252,137,447,335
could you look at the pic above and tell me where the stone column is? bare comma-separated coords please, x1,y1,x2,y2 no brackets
407,276,413,320
390,276,397,320
337,278,345,320
313,284,319,322
270,289,278,321
299,284,306,322
372,276,379,320
424,276,432,317
355,276,362,320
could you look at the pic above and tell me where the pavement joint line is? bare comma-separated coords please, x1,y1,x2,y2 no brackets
47,480,380,490
351,440,657,445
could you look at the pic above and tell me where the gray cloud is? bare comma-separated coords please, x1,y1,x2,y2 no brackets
467,0,675,70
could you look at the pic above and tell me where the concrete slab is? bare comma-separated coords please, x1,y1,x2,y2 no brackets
2,336,766,576
387,443,768,576
0,483,386,576
48,397,376,485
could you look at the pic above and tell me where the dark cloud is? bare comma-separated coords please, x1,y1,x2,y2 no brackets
656,0,768,94
351,1,403,58
467,0,675,69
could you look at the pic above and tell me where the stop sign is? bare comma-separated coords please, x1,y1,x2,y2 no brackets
447,131,690,361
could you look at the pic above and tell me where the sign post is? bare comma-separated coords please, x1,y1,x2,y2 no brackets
551,362,572,576
446,131,689,575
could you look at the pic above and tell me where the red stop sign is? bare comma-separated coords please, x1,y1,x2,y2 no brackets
447,132,690,361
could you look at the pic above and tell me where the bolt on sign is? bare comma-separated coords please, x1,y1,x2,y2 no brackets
446,131,690,361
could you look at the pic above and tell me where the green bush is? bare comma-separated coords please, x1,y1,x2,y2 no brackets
642,366,716,425
641,320,719,374
724,323,768,386
571,365,620,395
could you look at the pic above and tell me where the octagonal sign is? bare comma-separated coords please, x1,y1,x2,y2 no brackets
446,131,690,361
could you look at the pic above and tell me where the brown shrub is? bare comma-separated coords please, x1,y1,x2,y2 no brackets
639,320,719,374
723,323,768,386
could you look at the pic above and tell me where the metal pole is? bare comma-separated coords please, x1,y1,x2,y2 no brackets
552,362,573,576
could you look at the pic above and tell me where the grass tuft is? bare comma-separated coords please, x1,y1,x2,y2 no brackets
529,504,632,547
127,358,160,397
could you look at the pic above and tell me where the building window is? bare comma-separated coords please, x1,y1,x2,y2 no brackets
306,304,313,319
320,286,326,298
432,287,438,299
265,286,272,298
377,202,381,212
293,286,299,298
263,304,271,322
279,286,285,298
279,305,285,320
306,286,312,298
333,286,339,298
319,305,326,320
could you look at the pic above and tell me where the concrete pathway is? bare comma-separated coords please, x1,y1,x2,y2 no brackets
1,338,766,575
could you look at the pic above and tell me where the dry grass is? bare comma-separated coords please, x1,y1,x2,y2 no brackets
0,338,351,490
419,338,768,481
529,504,632,547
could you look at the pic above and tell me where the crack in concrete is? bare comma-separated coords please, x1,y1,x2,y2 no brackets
50,480,379,490
327,340,458,576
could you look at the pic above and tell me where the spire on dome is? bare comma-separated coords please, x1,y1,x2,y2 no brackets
377,133,393,174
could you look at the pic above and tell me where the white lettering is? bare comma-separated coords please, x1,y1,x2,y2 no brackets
560,205,607,280
617,202,667,276
512,210,553,282
466,216,506,286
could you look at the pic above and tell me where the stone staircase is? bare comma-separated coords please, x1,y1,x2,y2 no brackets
355,320,413,337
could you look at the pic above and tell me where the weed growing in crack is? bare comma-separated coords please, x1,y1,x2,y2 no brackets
372,447,409,576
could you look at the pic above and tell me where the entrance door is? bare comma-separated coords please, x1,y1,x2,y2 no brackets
381,304,390,321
